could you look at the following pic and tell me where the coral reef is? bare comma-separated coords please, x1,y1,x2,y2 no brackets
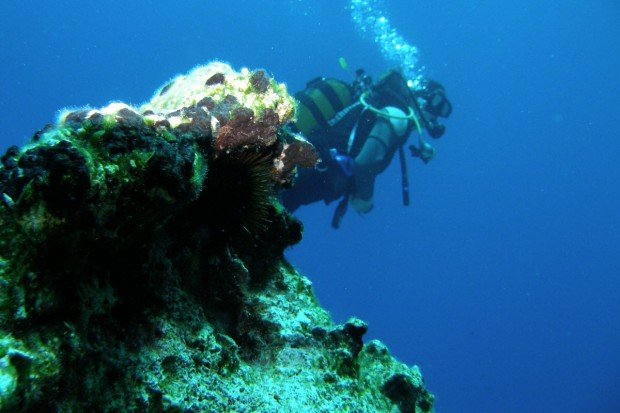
0,62,433,412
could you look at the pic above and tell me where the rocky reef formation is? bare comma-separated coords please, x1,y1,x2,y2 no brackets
0,62,433,412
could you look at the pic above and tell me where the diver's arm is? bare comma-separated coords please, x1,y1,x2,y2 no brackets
351,133,384,213
351,108,409,213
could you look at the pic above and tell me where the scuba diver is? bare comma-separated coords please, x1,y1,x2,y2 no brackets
280,68,452,228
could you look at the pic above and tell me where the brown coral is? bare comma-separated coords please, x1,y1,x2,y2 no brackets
214,108,280,154
274,135,319,184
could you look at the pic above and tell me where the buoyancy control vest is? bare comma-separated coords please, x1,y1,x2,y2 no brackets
292,73,418,227
294,77,355,137
294,77,407,159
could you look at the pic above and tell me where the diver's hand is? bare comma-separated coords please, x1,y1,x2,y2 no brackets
409,140,436,164
351,197,373,214
418,141,436,163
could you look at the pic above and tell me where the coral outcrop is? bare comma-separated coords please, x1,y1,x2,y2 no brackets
0,62,433,412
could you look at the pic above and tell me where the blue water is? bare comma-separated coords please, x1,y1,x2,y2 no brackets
1,1,618,411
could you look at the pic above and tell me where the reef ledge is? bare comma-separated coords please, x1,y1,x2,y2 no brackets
0,62,433,412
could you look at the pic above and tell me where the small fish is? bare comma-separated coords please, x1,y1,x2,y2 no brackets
338,57,349,71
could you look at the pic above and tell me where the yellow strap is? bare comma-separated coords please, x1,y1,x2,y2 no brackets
360,91,433,162
359,91,423,136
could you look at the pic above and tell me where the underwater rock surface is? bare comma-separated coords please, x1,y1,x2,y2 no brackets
0,62,433,412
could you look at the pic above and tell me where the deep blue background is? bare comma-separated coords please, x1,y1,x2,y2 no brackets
1,1,618,411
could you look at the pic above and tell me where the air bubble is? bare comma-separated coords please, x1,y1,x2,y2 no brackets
351,0,423,84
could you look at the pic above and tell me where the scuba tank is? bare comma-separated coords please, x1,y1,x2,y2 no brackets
294,78,356,137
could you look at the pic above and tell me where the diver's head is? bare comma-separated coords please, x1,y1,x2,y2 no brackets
412,79,452,138
419,80,452,118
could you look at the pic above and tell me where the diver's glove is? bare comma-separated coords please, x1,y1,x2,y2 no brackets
409,139,436,164
329,148,355,178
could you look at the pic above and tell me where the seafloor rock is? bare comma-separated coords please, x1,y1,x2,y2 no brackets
0,62,433,412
